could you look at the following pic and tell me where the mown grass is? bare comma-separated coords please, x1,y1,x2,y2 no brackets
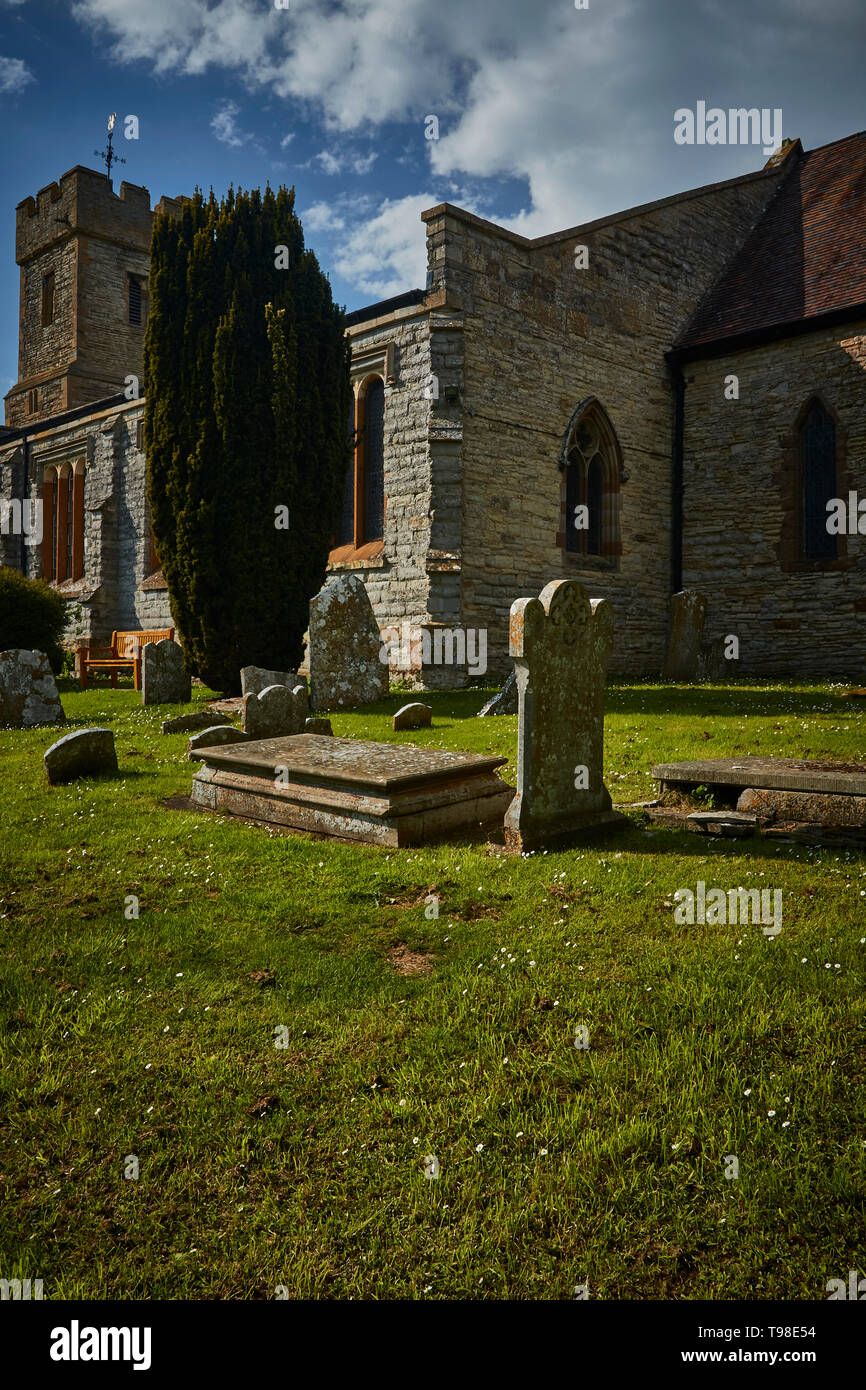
0,678,864,1299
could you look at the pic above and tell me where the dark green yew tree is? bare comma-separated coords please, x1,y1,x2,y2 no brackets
144,185,351,692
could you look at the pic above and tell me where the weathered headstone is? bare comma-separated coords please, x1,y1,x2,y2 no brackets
0,649,65,728
162,710,233,735
393,702,432,731
243,683,309,739
44,728,116,783
305,717,333,735
698,634,727,683
503,579,624,852
662,590,707,681
142,638,190,706
308,574,388,710
478,670,518,717
187,725,251,759
240,666,306,698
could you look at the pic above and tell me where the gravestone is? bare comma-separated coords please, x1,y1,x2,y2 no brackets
393,702,432,731
162,710,233,735
190,734,512,846
188,725,251,759
0,649,65,728
305,717,333,735
44,728,116,783
308,574,388,710
240,666,306,698
662,590,707,681
478,669,518,717
698,634,728,683
142,639,190,706
503,579,624,852
243,683,309,739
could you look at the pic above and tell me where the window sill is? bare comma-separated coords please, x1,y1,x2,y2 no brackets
140,568,168,591
328,541,385,570
561,550,619,573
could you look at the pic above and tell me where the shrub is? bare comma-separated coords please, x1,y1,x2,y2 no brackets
0,566,68,673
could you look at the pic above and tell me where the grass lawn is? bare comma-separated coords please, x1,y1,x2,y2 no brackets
1,678,864,1299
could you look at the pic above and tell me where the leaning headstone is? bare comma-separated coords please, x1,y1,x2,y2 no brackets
243,683,309,740
478,670,518,717
393,702,432,731
0,649,65,728
162,710,233,735
662,590,707,681
44,728,116,784
305,717,333,735
187,725,251,759
240,666,306,698
142,638,191,706
504,579,624,853
308,574,389,710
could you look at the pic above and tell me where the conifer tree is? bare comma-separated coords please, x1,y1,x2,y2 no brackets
144,185,351,691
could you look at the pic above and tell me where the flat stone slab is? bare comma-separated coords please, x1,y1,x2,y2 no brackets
653,757,866,798
44,728,117,783
189,734,513,846
687,810,757,838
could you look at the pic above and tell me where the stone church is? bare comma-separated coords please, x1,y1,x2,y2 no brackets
1,133,864,685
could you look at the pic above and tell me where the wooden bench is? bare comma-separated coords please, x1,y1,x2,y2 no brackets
77,628,174,691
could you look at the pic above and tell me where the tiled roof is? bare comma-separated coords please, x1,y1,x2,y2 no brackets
674,131,866,354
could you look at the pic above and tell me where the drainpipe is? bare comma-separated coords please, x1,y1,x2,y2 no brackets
669,360,685,595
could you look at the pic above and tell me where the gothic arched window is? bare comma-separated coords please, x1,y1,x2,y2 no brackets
799,397,837,561
558,400,623,562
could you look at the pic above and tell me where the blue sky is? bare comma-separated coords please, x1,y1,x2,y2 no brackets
1,0,865,405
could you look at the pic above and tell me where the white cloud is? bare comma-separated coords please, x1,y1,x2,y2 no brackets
64,0,866,293
211,98,252,147
302,201,347,234
0,55,35,94
330,192,436,300
314,148,377,176
279,132,294,148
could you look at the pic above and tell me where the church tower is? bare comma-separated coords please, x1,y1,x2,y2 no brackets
4,166,185,428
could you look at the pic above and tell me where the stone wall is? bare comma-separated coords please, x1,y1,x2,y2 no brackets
421,160,789,679
335,306,436,681
680,323,866,680
0,398,171,647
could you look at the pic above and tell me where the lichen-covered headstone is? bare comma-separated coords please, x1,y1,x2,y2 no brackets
44,728,116,783
662,590,707,682
187,725,251,759
240,666,306,698
478,670,518,717
308,574,388,710
305,717,333,735
0,649,65,728
393,702,432,731
697,634,727,683
142,638,191,706
243,683,309,739
503,579,624,852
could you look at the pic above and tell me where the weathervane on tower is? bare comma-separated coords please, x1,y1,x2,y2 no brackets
95,113,126,178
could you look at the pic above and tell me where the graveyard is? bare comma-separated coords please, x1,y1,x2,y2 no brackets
1,659,863,1299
